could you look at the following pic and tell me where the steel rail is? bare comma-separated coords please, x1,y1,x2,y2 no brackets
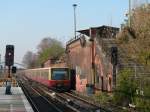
17,80,40,112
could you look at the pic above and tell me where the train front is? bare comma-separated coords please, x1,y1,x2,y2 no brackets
49,68,70,92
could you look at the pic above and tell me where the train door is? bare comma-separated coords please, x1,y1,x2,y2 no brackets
70,69,76,90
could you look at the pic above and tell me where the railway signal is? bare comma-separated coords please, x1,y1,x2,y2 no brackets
12,66,17,73
5,45,14,66
5,45,15,78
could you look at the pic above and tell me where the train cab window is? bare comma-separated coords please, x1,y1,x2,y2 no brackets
51,68,69,80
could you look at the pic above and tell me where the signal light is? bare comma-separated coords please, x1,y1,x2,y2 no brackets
12,66,17,73
5,45,14,66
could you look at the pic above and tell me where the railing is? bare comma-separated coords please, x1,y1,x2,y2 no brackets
66,34,82,45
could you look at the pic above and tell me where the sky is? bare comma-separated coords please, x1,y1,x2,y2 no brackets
0,0,144,64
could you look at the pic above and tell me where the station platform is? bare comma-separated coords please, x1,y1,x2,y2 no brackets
0,87,34,112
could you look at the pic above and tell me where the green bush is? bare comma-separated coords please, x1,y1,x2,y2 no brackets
134,82,150,112
94,92,111,104
113,68,150,111
113,69,137,106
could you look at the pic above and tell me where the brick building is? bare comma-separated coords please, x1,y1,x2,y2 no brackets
43,56,67,68
66,35,91,92
66,25,119,93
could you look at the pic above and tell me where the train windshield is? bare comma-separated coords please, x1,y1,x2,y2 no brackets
51,68,69,80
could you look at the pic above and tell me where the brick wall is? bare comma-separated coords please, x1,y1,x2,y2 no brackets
66,38,91,93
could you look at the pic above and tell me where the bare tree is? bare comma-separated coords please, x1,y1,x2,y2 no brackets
22,37,65,67
22,51,38,68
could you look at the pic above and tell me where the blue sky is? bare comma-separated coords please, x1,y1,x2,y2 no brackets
0,0,135,63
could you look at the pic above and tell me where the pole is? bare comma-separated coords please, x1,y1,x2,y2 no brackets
73,4,77,39
0,54,1,75
129,0,131,27
92,38,95,85
0,54,1,65
90,28,95,86
8,66,11,78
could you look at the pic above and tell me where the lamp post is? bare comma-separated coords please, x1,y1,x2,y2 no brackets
0,54,1,74
73,4,77,39
0,54,1,65
129,0,131,27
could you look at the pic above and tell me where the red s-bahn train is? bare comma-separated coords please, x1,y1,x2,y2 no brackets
23,67,71,92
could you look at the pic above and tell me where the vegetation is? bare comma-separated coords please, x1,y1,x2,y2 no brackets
22,51,39,68
117,5,150,67
37,37,65,64
114,4,150,111
113,69,137,106
22,37,65,68
112,68,150,112
133,78,150,112
93,91,112,104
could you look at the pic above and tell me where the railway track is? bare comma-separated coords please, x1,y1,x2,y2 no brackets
35,84,109,112
17,77,74,112
17,79,40,112
57,92,100,112
18,75,111,112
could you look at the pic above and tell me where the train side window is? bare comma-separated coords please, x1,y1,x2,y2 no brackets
42,71,44,79
44,71,46,79
46,71,48,79
43,71,45,79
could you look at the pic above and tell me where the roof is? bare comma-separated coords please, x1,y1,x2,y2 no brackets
77,25,119,36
